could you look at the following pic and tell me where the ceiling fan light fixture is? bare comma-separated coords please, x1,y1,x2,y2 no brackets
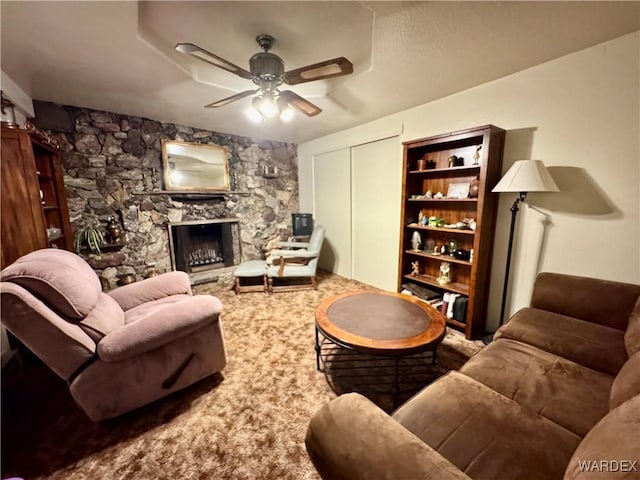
246,97,265,123
177,34,350,121
279,106,294,123
257,92,278,119
277,96,294,122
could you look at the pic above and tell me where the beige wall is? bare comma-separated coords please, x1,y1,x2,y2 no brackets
299,32,640,331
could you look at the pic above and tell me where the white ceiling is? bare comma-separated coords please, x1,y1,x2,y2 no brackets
2,1,638,144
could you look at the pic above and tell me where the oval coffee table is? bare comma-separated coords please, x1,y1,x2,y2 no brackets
315,290,446,408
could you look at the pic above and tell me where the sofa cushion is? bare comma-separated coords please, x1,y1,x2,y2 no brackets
531,272,640,331
305,393,473,480
564,394,640,479
1,248,101,320
624,297,640,356
79,293,125,341
107,271,192,312
266,263,316,278
124,294,192,325
0,282,96,380
495,307,627,376
460,338,613,437
609,351,640,411
392,371,581,480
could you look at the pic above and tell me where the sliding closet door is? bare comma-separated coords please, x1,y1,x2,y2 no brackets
351,137,401,291
312,149,352,277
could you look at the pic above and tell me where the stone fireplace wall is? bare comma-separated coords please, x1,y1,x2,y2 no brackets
39,104,298,288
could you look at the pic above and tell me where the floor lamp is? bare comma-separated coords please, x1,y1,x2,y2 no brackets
489,160,559,340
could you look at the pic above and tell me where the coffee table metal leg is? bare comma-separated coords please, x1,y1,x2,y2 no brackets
315,325,321,371
393,356,400,409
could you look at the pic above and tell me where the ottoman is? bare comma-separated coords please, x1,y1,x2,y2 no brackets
233,260,267,294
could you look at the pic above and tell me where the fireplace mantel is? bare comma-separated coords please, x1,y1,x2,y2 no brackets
132,190,252,201
168,218,240,227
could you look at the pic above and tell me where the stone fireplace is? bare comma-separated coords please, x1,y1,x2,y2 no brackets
35,103,299,289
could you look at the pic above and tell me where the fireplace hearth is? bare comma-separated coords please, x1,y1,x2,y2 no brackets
168,218,241,275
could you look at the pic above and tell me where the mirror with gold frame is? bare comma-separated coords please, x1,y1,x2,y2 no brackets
162,140,230,191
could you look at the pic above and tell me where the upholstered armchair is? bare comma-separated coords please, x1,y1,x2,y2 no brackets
266,224,326,292
0,248,226,421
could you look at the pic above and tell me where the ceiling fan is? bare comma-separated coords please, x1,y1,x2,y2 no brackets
175,34,353,122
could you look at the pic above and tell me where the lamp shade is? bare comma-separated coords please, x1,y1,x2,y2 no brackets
492,160,559,193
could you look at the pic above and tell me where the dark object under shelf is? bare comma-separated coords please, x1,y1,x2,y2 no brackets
401,283,441,301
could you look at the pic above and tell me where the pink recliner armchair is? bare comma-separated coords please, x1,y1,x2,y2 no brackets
0,248,226,421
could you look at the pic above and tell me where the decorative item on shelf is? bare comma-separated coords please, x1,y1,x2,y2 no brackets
448,239,458,257
432,242,441,255
262,164,279,178
230,171,239,190
491,159,559,332
411,231,422,251
411,261,420,275
99,276,110,291
1,91,19,129
106,216,124,244
73,223,107,254
448,155,464,167
469,175,481,198
434,191,444,199
424,190,433,198
473,145,482,165
145,269,160,278
46,226,62,240
425,239,435,253
428,216,446,227
417,158,426,171
454,249,471,261
421,213,428,225
439,244,449,256
117,273,136,286
426,159,436,169
24,120,60,149
446,182,471,199
437,262,452,285
469,249,474,263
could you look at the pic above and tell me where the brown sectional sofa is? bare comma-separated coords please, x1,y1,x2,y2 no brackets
305,273,640,479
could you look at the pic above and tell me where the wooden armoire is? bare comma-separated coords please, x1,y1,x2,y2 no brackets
1,125,73,268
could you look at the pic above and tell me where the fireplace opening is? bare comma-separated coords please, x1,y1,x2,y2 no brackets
168,218,241,274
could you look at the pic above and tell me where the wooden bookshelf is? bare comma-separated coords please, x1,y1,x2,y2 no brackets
1,126,73,267
397,125,505,339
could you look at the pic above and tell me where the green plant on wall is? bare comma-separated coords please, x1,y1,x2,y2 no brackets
73,223,107,254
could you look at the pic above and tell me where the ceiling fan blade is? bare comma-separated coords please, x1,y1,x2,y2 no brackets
284,57,353,85
204,89,259,108
279,90,322,117
175,43,252,80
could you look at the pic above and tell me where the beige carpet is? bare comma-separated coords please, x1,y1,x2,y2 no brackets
1,272,482,479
